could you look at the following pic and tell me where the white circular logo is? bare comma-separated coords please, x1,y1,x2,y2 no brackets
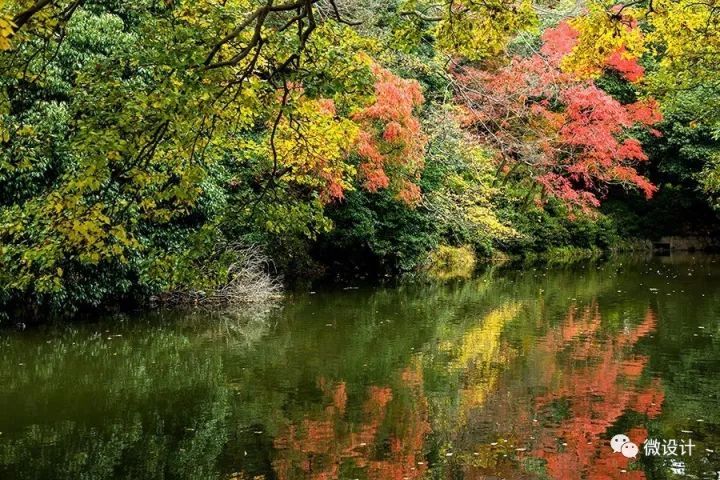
611,434,631,453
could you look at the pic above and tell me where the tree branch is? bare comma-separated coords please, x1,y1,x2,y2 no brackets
399,10,444,21
11,0,53,33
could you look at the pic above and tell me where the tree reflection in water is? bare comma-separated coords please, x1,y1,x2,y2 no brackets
3,257,719,480
272,361,430,480
528,306,663,480
259,302,664,480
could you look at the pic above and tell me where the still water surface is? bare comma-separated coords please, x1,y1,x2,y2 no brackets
1,255,719,479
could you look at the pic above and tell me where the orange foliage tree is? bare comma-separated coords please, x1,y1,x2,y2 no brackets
352,64,428,206
453,23,662,213
274,63,428,208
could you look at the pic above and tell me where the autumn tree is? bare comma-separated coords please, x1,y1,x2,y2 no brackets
453,22,661,213
551,1,720,220
352,62,427,206
396,0,538,59
0,0,433,311
1,0,719,314
554,0,720,106
268,60,427,207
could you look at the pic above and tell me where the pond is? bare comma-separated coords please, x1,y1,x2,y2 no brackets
1,254,719,479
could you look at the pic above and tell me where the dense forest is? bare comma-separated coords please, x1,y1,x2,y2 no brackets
1,0,719,317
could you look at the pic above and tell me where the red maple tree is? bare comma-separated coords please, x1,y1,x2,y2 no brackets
353,64,427,206
541,20,646,82
453,23,661,213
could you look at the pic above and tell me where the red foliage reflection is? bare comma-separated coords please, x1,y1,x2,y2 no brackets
269,303,663,480
273,361,430,480
530,306,663,479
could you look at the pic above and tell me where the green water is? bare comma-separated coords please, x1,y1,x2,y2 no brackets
1,255,719,480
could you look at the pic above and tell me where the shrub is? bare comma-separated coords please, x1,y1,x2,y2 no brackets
156,244,282,307
427,245,477,280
